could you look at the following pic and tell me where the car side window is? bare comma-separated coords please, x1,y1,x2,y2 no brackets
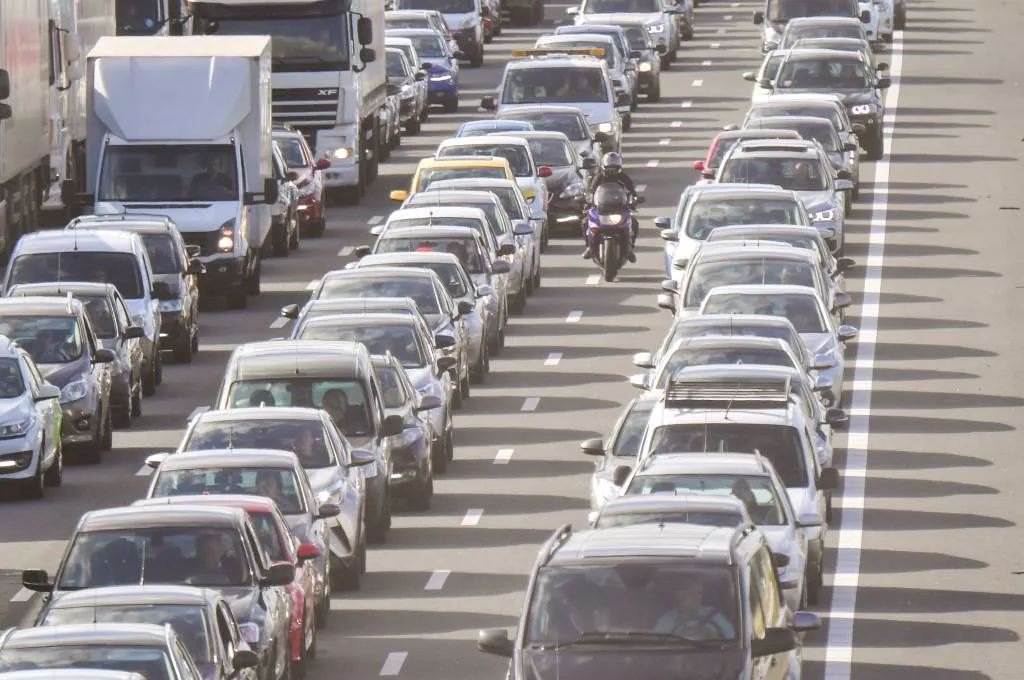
22,354,45,393
79,315,98,356
175,638,203,680
217,601,242,654
367,377,385,431
323,417,351,465
114,296,132,331
802,426,821,474
747,554,768,639
757,546,782,623
241,523,268,575
19,354,42,396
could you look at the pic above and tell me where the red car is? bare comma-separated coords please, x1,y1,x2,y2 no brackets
273,127,330,237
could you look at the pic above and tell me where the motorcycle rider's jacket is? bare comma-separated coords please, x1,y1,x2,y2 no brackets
586,170,637,198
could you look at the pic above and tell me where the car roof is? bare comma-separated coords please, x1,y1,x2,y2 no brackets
496,104,587,117
439,135,530,148
386,9,440,17
67,213,177,231
0,296,84,316
783,48,863,61
693,187,799,201
13,229,141,254
460,119,533,130
0,671,144,680
714,129,802,142
49,585,218,610
636,452,771,476
6,281,116,297
705,283,819,297
408,189,502,204
551,523,743,563
303,297,418,312
510,130,574,142
78,504,246,532
133,495,284,515
708,225,824,239
416,157,509,169
384,36,414,46
666,335,792,353
301,312,416,328
538,33,615,45
506,53,606,70
787,16,864,26
322,266,437,281
675,313,799,331
755,93,844,105
154,449,299,471
747,115,835,128
390,206,488,220
2,624,171,648
374,225,480,240
694,245,817,264
555,24,625,34
0,336,23,360
358,251,463,267
384,28,440,38
599,494,750,516
195,406,324,423
229,340,367,373
425,178,519,190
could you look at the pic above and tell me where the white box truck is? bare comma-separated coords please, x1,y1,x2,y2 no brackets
0,0,53,259
189,0,387,205
76,36,277,309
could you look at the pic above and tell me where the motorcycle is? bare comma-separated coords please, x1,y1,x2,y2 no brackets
585,182,644,282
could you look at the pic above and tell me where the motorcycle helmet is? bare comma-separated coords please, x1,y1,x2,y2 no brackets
601,152,623,174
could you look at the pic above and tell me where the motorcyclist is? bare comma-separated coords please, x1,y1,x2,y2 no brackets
582,152,638,262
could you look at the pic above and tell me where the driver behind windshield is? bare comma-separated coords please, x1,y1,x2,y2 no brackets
189,155,235,199
189,533,231,585
651,575,735,639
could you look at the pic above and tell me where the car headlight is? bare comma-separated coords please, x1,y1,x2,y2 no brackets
560,182,583,198
0,417,33,439
811,208,836,223
460,16,474,28
597,122,613,133
326,147,352,161
60,378,89,405
430,73,453,82
850,104,875,116
400,84,415,98
638,62,652,72
647,23,665,34
159,298,183,313
217,219,235,253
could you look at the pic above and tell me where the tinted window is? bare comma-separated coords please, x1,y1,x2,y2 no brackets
784,23,864,46
502,111,588,141
584,0,661,12
406,34,446,58
767,0,857,21
0,315,83,364
611,405,654,457
701,292,827,334
719,157,827,191
183,418,333,467
665,323,799,358
395,0,474,12
596,510,743,529
276,136,309,168
82,296,118,339
141,233,181,275
684,199,803,239
10,252,144,299
0,358,25,398
419,166,507,188
750,104,844,131
439,144,532,176
528,138,574,167
0,645,174,680
98,144,237,203
375,237,485,274
226,379,374,438
295,323,426,368
623,473,787,525
387,50,409,77
249,511,289,562
376,366,409,408
152,466,305,514
684,260,817,307
621,25,653,50
501,67,609,105
777,57,870,89
318,277,440,314
386,17,429,30
654,348,795,387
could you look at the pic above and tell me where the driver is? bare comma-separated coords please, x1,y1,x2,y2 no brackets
36,329,71,363
582,152,638,262
189,533,229,585
292,427,320,466
189,155,234,198
322,388,367,434
652,577,735,639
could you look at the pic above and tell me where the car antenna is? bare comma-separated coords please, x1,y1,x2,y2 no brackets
723,394,736,421
228,424,234,450
702,411,709,453
73,227,79,252
139,539,147,586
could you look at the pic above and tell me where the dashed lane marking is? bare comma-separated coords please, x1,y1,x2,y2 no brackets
521,397,540,412
717,27,727,34
681,100,693,108
544,353,562,366
585,275,600,285
671,121,683,128
566,310,583,322
659,138,671,145
367,215,383,225
724,14,734,20
692,79,704,87
646,160,659,167
461,509,484,526
424,570,451,591
337,246,354,257
269,317,289,329
711,42,721,48
10,588,33,603
379,652,407,676
702,60,712,66
495,448,515,463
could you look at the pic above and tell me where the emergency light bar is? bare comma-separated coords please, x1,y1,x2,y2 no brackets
664,374,792,409
511,48,606,57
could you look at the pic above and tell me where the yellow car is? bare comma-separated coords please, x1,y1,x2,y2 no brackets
390,156,534,202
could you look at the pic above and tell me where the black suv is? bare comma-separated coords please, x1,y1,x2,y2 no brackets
478,522,820,680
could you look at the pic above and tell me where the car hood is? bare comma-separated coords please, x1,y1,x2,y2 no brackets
544,166,580,193
796,190,836,210
520,648,742,680
283,512,313,545
0,398,33,425
426,59,456,74
500,102,614,127
37,360,87,388
406,366,432,391
305,466,340,497
152,273,180,292
759,525,795,556
220,586,264,625
784,486,815,517
800,332,837,356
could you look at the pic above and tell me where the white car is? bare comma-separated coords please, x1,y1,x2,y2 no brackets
868,0,895,41
856,1,881,43
742,49,792,103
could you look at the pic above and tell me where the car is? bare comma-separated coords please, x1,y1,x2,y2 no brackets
385,28,463,108
273,126,331,238
4,229,164,395
552,25,639,111
397,188,520,265
350,252,493,383
788,36,887,72
589,493,753,529
7,282,145,428
20,505,293,680
36,585,258,680
741,48,795,103
617,20,666,101
389,0,483,67
279,297,436,343
385,48,428,135
567,0,684,67
0,624,246,680
211,341,404,544
715,139,854,252
455,120,534,138
0,335,62,498
353,228,509,354
534,35,633,128
385,37,431,117
740,92,864,160
63,214,204,363
268,142,300,258
371,353,441,509
692,129,803,184
476,522,821,677
855,0,882,44
481,50,626,154
0,297,115,463
511,131,591,235
495,105,601,160
778,15,872,49
753,0,863,53
385,9,458,54
403,156,514,195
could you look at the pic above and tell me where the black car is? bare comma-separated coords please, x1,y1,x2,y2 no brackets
21,505,293,680
514,131,593,233
0,297,115,462
386,47,427,134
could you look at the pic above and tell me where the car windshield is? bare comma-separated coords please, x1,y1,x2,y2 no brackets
768,0,857,21
528,138,574,167
419,166,507,188
526,563,739,643
476,188,525,219
647,424,808,486
439,145,532,176
753,121,838,151
621,25,653,50
183,419,333,468
389,216,485,233
275,136,309,168
684,260,817,307
702,292,828,334
82,297,118,339
404,34,446,58
375,366,408,408
10,252,144,299
387,50,410,77
152,466,306,514
460,122,531,136
58,527,249,589
375,237,485,274
0,358,25,398
249,511,289,562
784,24,863,45
197,16,348,69
98,144,238,203
584,0,661,12
654,348,795,388
141,233,181,275
501,67,609,104
404,262,469,297
295,323,426,368
719,158,828,192
386,17,429,30
612,405,654,457
0,645,174,680
623,474,787,525
318,277,440,314
226,379,373,438
596,509,743,529
42,604,213,664
540,40,616,69
777,58,870,89
390,43,418,68
684,199,803,239
0,316,83,365
750,104,844,131
502,112,588,141
395,0,474,11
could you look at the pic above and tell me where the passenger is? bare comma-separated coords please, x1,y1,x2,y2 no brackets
322,388,368,434
248,389,276,407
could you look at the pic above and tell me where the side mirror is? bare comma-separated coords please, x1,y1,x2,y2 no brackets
632,351,654,369
693,160,705,171
296,543,322,562
611,465,632,487
0,69,11,100
833,293,852,310
185,244,202,259
491,260,511,274
477,628,513,658
498,243,516,257
389,189,409,201
798,512,823,528
851,122,867,136
421,62,433,70
263,177,279,204
475,284,493,298
636,196,646,204
480,95,496,110
368,226,383,237
145,452,170,469
836,168,852,179
615,92,630,107
842,141,858,152
350,448,377,468
752,628,796,658
414,71,427,81
876,76,891,89
316,503,341,519
836,179,855,192
456,300,474,316
315,158,331,170
151,281,173,300
628,373,650,390
792,611,822,633
232,650,260,671
354,245,371,259
825,408,849,428
356,16,373,45
836,256,855,272
753,10,765,24
813,374,833,393
742,71,756,82
811,354,835,370
656,293,676,313
93,348,116,363
436,356,458,374
579,437,605,457
660,279,678,294
513,220,533,236
656,44,668,55
382,414,405,437
537,166,553,178
416,394,443,412
757,79,772,89
34,383,61,402
123,326,146,340
819,467,841,491
261,562,295,587
653,216,671,229
21,568,52,593
280,303,299,319
838,324,858,342
187,259,206,276
434,334,457,349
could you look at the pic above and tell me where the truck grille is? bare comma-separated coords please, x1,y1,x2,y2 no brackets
181,230,221,257
272,88,340,129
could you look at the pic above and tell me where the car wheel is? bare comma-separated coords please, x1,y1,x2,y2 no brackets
115,393,133,428
331,553,361,591
471,344,487,384
460,372,470,399
289,216,300,250
20,463,44,500
131,382,143,418
432,435,449,474
142,358,156,396
470,46,483,68
44,441,63,487
174,331,193,363
406,117,421,135
154,350,163,386
443,97,459,113
317,562,331,628
533,266,541,290
273,221,290,257
100,405,113,452
366,488,391,543
407,471,433,512
647,82,662,102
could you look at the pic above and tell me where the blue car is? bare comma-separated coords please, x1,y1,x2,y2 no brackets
385,28,461,113
455,119,536,138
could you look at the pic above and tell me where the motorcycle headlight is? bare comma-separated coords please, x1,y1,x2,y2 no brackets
850,104,875,116
597,122,613,133
598,214,625,226
217,219,235,253
811,208,836,223
326,147,353,161
159,298,183,313
0,417,32,439
60,378,89,405
638,62,652,72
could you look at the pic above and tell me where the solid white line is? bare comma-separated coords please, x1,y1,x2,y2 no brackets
337,246,354,257
424,570,451,591
269,317,289,329
823,30,904,680
702,60,712,66
544,353,562,366
461,509,484,526
9,588,33,603
135,465,153,477
692,79,704,87
670,121,682,128
681,100,693,108
368,215,383,225
566,310,583,322
585,274,600,285
636,184,647,192
494,448,515,463
304,279,319,291
521,397,540,412
379,652,407,676
646,160,659,167
659,138,671,146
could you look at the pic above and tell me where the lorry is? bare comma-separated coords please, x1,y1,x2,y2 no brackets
0,0,52,260
72,35,277,309
113,0,189,36
189,0,387,205
47,0,117,219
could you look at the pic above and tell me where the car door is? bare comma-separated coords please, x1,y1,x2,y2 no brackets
21,353,59,465
79,314,111,407
112,294,144,385
137,245,162,343
323,418,363,547
173,234,200,335
215,601,247,679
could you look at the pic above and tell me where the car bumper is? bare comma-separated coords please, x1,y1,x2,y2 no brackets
637,69,659,90
200,254,248,290
60,398,101,445
0,443,41,481
548,195,586,223
159,311,187,350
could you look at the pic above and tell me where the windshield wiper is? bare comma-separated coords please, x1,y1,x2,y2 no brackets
530,630,730,650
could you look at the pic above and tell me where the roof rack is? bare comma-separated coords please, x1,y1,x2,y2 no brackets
664,374,792,409
537,523,573,567
511,47,605,58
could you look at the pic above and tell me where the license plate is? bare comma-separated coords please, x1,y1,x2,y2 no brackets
364,462,378,478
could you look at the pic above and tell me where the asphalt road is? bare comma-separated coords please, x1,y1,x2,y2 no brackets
1,0,1022,678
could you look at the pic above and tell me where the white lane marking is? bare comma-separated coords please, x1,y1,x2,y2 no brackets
269,316,290,329
521,397,540,412
724,14,734,20
495,448,515,463
585,274,600,285
424,570,451,591
646,160,659,168
636,184,647,192
368,215,383,225
711,42,721,49
566,310,583,322
461,509,484,526
305,279,319,291
731,1,739,6
670,121,682,128
702,60,712,66
824,30,904,680
10,588,33,603
717,27,727,34
659,138,671,146
379,652,407,676
135,465,154,477
681,100,693,108
337,246,354,257
544,353,562,366
692,79,704,87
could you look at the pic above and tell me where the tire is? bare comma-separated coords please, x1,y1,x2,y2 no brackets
622,114,632,133
407,473,433,512
44,442,63,487
174,331,193,363
366,488,391,544
660,54,671,70
460,373,470,400
533,266,541,290
866,130,884,161
143,357,157,397
101,406,113,452
470,344,487,384
602,240,619,282
154,350,162,386
309,216,326,238
289,216,300,250
647,82,662,102
115,397,133,428
247,256,262,296
510,288,525,315
331,554,361,592
405,117,421,135
443,97,459,113
470,46,483,68
20,464,43,500
272,221,289,257
432,435,449,474
131,383,142,418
